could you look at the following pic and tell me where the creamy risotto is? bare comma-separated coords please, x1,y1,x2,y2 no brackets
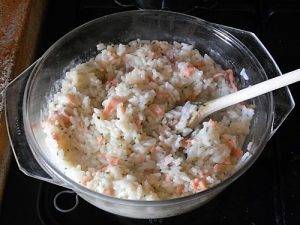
43,40,254,200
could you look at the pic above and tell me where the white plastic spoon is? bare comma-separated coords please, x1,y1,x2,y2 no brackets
188,69,300,128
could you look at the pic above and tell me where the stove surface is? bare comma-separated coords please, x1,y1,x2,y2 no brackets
1,1,299,225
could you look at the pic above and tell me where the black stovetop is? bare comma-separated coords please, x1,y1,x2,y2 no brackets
1,1,299,225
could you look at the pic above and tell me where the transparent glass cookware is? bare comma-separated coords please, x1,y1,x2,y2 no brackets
5,10,294,218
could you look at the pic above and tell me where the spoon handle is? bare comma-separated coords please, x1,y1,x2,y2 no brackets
189,69,300,127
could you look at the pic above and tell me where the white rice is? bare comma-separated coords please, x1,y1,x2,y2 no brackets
43,40,254,200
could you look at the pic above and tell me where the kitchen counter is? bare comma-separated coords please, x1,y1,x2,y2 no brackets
0,0,46,202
